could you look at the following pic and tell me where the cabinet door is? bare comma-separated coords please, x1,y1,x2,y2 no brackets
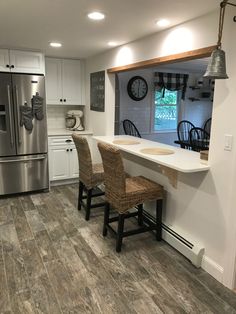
45,58,62,105
49,146,70,181
0,49,10,72
69,147,79,178
9,50,45,74
62,59,82,105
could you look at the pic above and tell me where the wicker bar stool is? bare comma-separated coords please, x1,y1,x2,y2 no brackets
98,142,165,252
72,134,106,221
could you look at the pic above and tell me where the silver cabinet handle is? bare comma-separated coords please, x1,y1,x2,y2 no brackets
14,85,22,145
0,156,46,164
7,85,14,147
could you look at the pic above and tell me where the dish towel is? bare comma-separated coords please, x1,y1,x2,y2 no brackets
20,105,33,132
32,92,44,120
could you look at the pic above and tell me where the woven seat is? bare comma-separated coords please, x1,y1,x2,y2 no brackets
72,134,105,220
98,142,165,252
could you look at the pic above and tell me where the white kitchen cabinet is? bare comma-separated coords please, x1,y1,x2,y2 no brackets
9,50,45,74
49,146,71,181
0,49,45,74
45,58,62,104
45,58,82,105
70,147,80,178
0,49,10,72
48,136,79,181
62,59,82,105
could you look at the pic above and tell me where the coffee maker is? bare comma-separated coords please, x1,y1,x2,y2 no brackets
65,110,84,131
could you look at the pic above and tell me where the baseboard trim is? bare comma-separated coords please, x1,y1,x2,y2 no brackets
50,179,78,187
201,255,224,283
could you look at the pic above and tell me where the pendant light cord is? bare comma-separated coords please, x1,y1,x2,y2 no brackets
217,0,228,48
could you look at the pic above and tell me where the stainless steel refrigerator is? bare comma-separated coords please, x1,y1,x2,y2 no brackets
0,73,49,195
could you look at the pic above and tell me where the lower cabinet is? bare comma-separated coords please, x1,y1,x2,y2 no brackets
48,136,80,181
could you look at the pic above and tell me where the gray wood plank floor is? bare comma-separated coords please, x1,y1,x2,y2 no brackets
0,184,236,314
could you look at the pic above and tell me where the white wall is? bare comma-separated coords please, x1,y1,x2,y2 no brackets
85,9,236,288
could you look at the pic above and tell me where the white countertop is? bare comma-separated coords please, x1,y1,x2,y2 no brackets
93,135,210,173
48,129,93,136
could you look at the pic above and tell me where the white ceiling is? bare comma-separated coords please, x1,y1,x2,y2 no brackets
0,0,220,59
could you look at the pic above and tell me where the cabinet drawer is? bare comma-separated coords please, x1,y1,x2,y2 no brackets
48,136,74,146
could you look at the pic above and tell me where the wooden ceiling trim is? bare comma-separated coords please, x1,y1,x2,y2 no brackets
107,45,217,73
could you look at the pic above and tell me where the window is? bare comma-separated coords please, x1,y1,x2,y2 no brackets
153,89,178,131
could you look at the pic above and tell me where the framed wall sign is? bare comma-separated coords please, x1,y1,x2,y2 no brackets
90,71,105,112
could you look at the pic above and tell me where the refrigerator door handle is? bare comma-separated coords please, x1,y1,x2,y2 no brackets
7,85,14,147
0,155,46,164
14,85,22,145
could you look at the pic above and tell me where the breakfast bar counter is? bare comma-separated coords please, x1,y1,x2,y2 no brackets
93,135,210,188
93,135,210,173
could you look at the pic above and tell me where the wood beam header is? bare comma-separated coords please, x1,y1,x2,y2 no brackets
107,45,216,73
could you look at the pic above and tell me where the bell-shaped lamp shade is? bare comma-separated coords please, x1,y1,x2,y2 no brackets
204,48,229,79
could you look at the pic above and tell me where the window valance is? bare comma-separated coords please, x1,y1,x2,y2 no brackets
153,72,189,100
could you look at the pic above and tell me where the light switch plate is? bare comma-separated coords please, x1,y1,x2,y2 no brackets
224,134,233,151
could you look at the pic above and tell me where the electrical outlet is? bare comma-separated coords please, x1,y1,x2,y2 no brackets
224,134,233,151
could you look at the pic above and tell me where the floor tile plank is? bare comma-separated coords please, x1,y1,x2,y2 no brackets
0,204,13,226
25,210,46,233
34,230,59,262
20,239,46,279
28,273,62,314
0,241,12,313
11,203,34,243
20,196,35,212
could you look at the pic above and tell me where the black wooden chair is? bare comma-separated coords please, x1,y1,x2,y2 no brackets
203,118,212,136
176,120,195,149
190,127,210,152
123,119,141,138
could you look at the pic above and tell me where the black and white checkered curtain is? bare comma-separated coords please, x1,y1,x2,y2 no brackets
153,72,189,99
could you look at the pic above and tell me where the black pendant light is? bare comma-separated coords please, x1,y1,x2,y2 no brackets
204,1,236,79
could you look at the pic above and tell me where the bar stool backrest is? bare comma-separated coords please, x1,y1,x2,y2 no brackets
72,134,93,186
98,142,126,195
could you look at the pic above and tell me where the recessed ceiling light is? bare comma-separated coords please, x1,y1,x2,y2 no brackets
88,12,105,20
50,42,62,48
108,41,118,47
156,19,170,27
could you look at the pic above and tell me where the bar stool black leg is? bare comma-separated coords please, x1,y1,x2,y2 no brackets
78,181,84,211
156,199,163,241
85,189,92,221
116,214,125,252
137,204,143,226
103,202,110,237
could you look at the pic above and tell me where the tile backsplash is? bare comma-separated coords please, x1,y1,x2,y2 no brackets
47,105,84,130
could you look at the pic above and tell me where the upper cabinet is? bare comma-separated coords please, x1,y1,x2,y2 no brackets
45,58,62,104
0,49,45,74
0,49,10,72
9,50,45,74
45,58,82,105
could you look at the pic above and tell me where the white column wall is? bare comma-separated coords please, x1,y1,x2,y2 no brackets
85,9,236,288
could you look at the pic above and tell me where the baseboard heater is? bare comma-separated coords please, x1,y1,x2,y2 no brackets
143,210,205,268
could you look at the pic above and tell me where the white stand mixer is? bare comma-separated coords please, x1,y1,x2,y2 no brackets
66,110,84,131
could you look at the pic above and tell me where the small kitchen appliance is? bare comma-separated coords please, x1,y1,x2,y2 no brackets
65,110,84,131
